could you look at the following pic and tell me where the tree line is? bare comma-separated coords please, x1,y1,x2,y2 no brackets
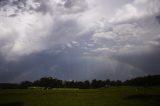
14,78,122,89
0,75,160,89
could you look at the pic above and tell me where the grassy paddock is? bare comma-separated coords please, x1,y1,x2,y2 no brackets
0,86,160,106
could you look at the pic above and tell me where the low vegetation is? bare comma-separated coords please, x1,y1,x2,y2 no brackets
0,75,160,106
0,87,160,106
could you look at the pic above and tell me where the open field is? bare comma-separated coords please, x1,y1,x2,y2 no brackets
0,86,160,106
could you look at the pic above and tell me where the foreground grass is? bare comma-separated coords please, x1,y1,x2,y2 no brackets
0,86,160,106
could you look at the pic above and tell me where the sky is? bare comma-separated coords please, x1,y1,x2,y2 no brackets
0,0,160,83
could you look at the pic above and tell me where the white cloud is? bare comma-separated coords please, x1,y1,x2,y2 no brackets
90,0,160,57
1,0,160,81
0,0,88,61
92,31,117,40
110,0,160,23
0,0,160,65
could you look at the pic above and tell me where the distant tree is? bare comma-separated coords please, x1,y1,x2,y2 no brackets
84,80,90,88
20,81,33,89
2,74,160,89
124,75,160,87
115,80,122,86
91,79,105,88
33,77,63,88
105,80,113,86
0,83,19,89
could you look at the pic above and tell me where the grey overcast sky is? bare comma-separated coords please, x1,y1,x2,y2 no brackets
0,0,160,82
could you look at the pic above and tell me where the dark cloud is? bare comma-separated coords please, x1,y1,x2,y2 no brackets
64,0,73,8
0,0,28,11
34,0,51,14
0,0,160,82
156,15,160,23
114,44,160,75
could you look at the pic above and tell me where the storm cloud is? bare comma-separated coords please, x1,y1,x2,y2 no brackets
0,0,160,82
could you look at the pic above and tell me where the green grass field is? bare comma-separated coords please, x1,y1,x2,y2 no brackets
0,86,160,106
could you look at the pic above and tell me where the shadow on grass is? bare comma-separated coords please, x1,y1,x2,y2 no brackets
124,94,160,102
0,102,24,106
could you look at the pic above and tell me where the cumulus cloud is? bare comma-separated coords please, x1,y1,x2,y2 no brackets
92,0,160,55
0,0,160,82
110,0,160,23
0,0,88,61
86,0,160,78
